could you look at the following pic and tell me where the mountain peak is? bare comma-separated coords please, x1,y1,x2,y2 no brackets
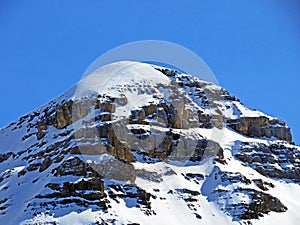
0,61,299,224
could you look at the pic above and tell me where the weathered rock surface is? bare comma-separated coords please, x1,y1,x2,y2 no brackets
233,142,300,182
202,167,287,220
227,117,293,143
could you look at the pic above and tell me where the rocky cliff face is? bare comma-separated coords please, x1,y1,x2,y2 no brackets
0,61,299,225
227,117,292,143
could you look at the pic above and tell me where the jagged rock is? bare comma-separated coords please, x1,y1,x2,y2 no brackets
37,121,47,131
241,189,287,219
137,129,224,162
54,101,73,129
233,142,300,182
219,171,251,185
27,163,41,171
211,114,223,129
197,110,212,128
108,184,152,208
252,179,274,191
39,157,51,172
18,170,26,177
107,144,135,162
97,123,114,138
95,112,112,121
36,178,107,210
73,98,97,121
194,139,224,161
95,99,115,113
62,179,104,195
130,109,146,123
227,117,293,143
202,167,287,220
91,159,136,182
0,152,14,163
168,99,185,129
143,104,158,116
73,143,107,155
36,121,47,140
52,157,87,177
53,99,95,129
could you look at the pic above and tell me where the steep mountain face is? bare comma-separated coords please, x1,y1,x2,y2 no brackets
0,61,299,225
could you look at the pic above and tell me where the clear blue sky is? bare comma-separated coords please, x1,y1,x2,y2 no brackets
0,1,299,143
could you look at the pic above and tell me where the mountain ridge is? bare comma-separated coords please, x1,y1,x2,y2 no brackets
0,61,299,225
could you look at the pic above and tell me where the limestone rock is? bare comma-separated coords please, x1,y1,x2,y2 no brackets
39,157,51,172
36,121,47,140
233,142,300,182
227,116,293,143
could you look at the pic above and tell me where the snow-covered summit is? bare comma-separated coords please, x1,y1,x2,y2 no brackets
0,61,299,225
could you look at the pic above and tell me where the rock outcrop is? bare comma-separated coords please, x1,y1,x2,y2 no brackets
227,116,293,143
233,141,300,182
201,167,287,220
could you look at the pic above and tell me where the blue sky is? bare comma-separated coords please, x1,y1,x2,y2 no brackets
0,1,299,143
